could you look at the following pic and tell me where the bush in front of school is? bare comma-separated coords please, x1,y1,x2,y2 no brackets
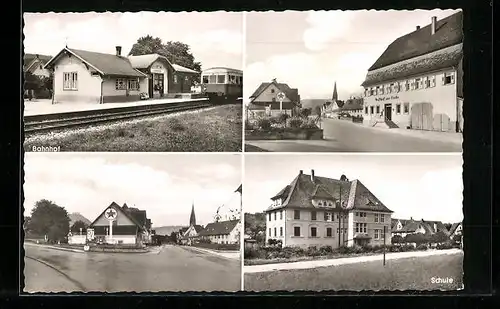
416,244,429,250
318,245,334,255
244,246,266,259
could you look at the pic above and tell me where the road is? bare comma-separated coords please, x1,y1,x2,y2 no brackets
24,243,241,293
244,251,463,291
246,118,462,152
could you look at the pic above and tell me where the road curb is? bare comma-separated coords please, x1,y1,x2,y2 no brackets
24,242,85,253
181,245,240,260
244,249,463,273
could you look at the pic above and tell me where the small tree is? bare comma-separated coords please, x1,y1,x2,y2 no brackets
28,199,70,243
170,231,178,243
300,108,312,118
391,234,404,245
71,220,88,234
430,231,449,244
404,233,430,245
314,105,322,116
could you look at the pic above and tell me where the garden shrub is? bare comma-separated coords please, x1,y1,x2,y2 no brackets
416,244,428,250
287,117,304,128
306,246,321,257
300,118,319,129
278,113,290,123
436,241,454,250
318,245,334,255
269,116,282,125
257,117,272,130
244,247,266,259
282,246,305,257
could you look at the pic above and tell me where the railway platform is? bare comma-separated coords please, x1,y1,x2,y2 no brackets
24,97,208,117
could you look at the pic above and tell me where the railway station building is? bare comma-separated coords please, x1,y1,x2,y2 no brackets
45,46,199,104
87,202,152,246
361,11,463,133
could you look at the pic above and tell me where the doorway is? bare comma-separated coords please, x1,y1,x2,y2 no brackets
384,104,392,121
148,77,153,98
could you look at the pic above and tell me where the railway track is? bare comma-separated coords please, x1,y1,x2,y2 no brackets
24,100,212,135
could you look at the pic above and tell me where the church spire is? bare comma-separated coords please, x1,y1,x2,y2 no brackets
189,202,196,226
332,81,338,101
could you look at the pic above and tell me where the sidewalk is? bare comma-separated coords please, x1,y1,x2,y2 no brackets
183,245,240,260
244,248,462,273
24,242,85,253
24,97,208,116
370,125,463,145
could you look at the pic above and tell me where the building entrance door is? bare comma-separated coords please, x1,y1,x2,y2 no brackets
384,104,392,121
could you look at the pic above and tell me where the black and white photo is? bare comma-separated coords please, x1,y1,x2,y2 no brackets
244,10,463,152
23,12,243,152
243,154,463,291
23,153,242,293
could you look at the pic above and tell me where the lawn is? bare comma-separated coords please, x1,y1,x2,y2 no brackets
23,105,242,152
244,252,463,291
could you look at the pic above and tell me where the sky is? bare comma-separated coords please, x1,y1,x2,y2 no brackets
244,9,462,101
244,154,463,224
24,153,242,227
23,12,243,70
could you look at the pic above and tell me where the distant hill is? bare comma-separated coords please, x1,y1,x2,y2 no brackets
69,213,91,227
153,225,186,236
300,99,330,109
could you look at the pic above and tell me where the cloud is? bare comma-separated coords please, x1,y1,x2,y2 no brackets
244,52,367,99
186,29,243,56
303,11,358,51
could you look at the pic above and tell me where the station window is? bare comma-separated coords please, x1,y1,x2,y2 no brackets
115,78,126,90
202,76,209,84
271,88,275,93
209,75,216,84
217,75,226,84
63,72,78,90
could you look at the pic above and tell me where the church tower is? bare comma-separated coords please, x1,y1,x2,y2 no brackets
189,202,196,226
332,81,338,102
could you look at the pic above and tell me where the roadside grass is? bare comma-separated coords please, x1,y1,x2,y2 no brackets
23,105,242,152
244,251,382,266
244,252,464,291
244,144,268,152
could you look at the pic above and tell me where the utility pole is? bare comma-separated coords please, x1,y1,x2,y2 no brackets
383,225,387,266
338,182,342,248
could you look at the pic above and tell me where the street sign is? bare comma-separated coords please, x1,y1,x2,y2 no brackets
277,92,285,111
104,208,117,221
86,228,94,240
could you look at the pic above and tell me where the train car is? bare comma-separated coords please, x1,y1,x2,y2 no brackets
201,67,243,104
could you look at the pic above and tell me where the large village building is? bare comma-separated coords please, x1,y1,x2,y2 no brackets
85,202,153,245
361,11,463,133
265,170,393,248
247,78,301,119
44,46,198,104
198,219,241,245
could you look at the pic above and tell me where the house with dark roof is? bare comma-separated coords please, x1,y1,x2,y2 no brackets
333,98,364,118
44,46,198,104
87,202,152,245
198,219,241,245
247,78,301,119
448,221,462,239
24,53,52,78
265,170,393,248
128,53,199,98
391,217,449,239
361,11,463,133
177,203,204,245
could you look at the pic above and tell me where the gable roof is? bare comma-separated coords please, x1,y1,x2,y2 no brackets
45,47,147,77
127,53,199,74
250,81,300,103
24,53,52,71
265,171,393,213
153,225,185,236
198,220,239,236
362,12,462,87
336,98,363,112
448,222,462,235
89,202,145,231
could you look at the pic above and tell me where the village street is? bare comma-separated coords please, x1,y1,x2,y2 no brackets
244,250,463,291
246,118,462,152
24,243,241,293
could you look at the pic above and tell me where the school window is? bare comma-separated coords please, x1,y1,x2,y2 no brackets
396,103,401,114
405,81,410,91
294,210,300,220
268,213,271,221
444,72,455,85
294,226,301,237
274,228,277,237
380,214,385,223
425,77,431,88
430,76,436,87
404,103,410,114
128,79,139,90
310,227,317,237
376,105,380,114
374,229,380,239
217,75,226,84
324,212,333,222
209,75,216,83
274,212,277,220
311,211,317,221
360,212,367,218
280,227,283,236
370,106,374,114
63,72,78,90
115,78,126,90
355,223,367,233
280,211,283,220
365,106,368,114
370,88,375,96
268,228,271,236
374,214,379,223
415,78,421,90
326,227,332,237
202,76,209,84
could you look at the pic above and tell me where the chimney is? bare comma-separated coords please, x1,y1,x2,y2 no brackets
311,169,315,182
299,170,303,175
416,25,420,30
434,222,437,232
35,54,40,59
431,16,437,35
410,217,413,221
115,46,122,56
